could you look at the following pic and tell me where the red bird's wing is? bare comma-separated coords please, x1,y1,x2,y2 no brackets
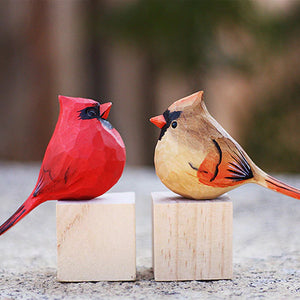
32,147,76,199
191,138,254,188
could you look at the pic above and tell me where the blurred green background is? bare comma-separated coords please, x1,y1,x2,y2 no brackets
0,0,299,172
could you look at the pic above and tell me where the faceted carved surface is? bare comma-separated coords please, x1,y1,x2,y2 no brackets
33,96,126,201
0,96,126,235
151,91,300,200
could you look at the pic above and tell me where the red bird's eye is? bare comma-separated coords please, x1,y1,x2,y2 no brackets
78,105,100,120
86,107,98,118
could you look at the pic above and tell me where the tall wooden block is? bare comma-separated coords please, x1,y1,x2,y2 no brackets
152,191,232,281
57,192,136,282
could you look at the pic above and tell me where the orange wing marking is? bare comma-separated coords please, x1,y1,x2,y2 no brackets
189,139,253,188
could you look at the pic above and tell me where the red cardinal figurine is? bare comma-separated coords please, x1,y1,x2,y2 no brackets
150,91,300,200
0,96,126,235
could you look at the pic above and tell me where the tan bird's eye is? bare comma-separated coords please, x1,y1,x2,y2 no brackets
171,121,177,128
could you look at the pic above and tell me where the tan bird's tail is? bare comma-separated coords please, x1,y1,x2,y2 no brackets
258,174,300,200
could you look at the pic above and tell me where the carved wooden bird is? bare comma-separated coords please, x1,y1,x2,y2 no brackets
150,91,300,200
0,96,126,235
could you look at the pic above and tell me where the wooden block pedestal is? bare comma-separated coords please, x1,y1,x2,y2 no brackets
152,191,232,281
57,192,136,282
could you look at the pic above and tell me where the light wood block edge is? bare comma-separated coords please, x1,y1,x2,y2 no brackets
152,191,233,281
57,192,136,282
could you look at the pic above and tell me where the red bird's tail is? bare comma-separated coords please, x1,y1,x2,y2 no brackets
263,175,300,200
0,196,41,236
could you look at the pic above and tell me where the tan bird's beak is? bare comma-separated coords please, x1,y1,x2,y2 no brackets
150,115,167,129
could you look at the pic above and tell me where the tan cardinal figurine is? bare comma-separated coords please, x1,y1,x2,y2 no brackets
150,91,300,200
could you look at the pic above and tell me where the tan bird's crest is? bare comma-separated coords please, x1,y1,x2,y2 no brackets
169,91,203,111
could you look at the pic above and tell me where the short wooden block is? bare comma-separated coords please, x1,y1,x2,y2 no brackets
57,192,136,282
152,191,232,281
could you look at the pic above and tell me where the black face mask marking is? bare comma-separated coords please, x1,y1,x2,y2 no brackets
78,103,114,130
158,110,182,140
78,104,100,120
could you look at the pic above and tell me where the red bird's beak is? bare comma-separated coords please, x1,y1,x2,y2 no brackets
150,115,167,129
100,102,112,120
